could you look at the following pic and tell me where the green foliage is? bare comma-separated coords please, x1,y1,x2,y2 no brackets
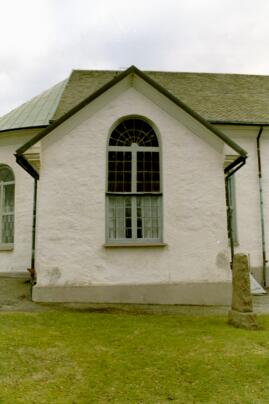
0,311,268,403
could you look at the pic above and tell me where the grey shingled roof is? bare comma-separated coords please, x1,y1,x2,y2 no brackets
147,71,269,124
0,79,67,131
16,66,247,159
2,69,269,131
53,70,269,125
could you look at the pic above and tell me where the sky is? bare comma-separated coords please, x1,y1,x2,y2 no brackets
1,0,269,116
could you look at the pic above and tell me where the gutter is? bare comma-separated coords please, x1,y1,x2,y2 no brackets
15,154,39,180
257,126,267,286
0,125,47,134
224,155,246,176
211,121,269,127
225,155,247,266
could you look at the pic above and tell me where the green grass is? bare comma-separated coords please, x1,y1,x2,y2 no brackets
0,310,269,403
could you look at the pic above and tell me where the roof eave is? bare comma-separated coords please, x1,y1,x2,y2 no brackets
0,125,47,134
210,120,269,126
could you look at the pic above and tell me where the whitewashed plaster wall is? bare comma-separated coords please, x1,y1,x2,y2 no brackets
219,125,269,283
0,130,36,272
35,87,231,287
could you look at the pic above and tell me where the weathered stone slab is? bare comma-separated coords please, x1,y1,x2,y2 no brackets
228,309,258,330
231,253,253,312
228,253,259,329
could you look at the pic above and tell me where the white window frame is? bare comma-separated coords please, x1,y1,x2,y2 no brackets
106,122,162,244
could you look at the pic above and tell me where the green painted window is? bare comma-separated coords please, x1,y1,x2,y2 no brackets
0,165,15,246
107,118,162,242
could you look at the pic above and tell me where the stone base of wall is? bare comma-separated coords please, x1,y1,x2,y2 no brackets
0,272,30,279
33,282,232,305
0,272,31,305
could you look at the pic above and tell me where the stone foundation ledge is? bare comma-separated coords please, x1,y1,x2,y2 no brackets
0,272,30,279
33,282,232,305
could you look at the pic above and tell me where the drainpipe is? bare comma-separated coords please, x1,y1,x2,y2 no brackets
225,156,247,267
257,126,267,287
225,177,234,263
15,154,39,285
31,179,38,272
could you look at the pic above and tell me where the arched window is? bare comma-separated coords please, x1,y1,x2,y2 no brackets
107,118,162,242
0,165,15,246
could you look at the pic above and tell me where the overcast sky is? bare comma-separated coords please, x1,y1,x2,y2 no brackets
1,0,269,116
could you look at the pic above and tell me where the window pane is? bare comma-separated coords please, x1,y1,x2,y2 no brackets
1,181,15,244
0,166,14,182
136,152,160,192
109,119,159,147
108,196,132,240
3,184,14,213
108,152,132,192
2,215,14,243
137,196,161,239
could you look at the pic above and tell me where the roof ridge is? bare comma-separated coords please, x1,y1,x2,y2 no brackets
71,68,269,78
72,69,118,73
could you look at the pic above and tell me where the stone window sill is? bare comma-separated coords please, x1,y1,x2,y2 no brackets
104,242,167,248
0,244,14,251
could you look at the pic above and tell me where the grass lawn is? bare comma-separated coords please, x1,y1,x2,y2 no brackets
0,308,269,403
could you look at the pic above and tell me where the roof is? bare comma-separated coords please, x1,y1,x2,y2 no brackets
54,70,269,125
16,66,247,159
3,68,269,131
146,71,269,125
0,79,67,131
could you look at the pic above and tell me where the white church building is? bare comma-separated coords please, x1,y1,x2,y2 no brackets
0,65,267,305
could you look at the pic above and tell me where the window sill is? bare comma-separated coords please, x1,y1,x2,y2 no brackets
0,244,14,251
104,242,167,248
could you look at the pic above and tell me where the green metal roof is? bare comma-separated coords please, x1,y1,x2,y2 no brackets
3,68,269,131
0,79,67,131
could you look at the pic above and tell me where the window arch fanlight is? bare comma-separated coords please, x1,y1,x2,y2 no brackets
0,165,15,246
107,117,162,243
109,118,159,147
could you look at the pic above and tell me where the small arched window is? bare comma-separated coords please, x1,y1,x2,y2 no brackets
0,165,15,246
107,118,162,243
